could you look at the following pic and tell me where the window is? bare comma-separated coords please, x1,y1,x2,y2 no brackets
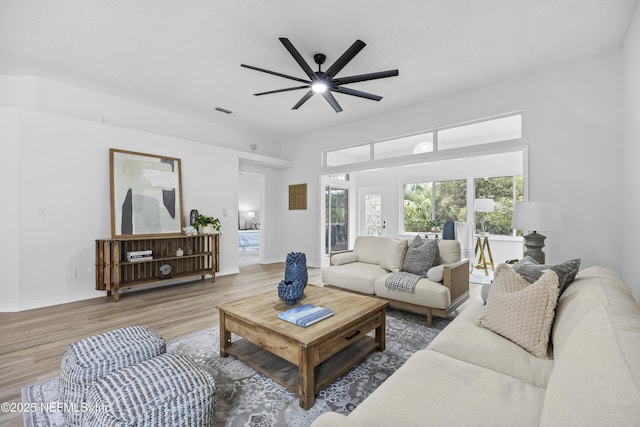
403,179,467,232
324,113,521,168
438,115,522,150
474,176,524,235
326,145,370,167
364,193,382,236
373,132,434,160
434,180,467,224
403,183,433,232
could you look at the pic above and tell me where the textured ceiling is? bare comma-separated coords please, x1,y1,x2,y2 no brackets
0,0,637,141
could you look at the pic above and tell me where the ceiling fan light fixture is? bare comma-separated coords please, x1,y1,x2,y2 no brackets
311,81,328,93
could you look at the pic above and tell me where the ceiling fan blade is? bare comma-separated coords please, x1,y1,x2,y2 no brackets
279,38,316,80
292,90,315,110
332,69,399,85
324,39,366,79
332,86,382,101
254,85,309,96
241,64,309,84
322,91,343,113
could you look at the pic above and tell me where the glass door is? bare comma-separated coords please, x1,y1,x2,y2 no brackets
325,186,349,254
359,187,386,236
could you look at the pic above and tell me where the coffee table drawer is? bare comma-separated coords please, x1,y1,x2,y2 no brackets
314,311,383,364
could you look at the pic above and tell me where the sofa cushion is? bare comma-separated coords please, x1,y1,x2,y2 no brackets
379,238,408,272
353,236,386,265
402,235,439,276
375,273,451,309
540,305,640,426
513,256,580,295
322,349,544,427
428,300,554,388
551,266,639,358
475,264,559,358
321,262,388,294
330,251,359,266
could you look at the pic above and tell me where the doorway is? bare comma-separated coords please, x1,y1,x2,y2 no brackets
325,186,349,255
358,186,387,236
238,172,264,266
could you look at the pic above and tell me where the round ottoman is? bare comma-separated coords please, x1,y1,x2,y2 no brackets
84,352,216,426
59,325,165,426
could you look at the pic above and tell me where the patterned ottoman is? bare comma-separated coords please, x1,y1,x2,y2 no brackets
59,325,165,426
84,352,216,426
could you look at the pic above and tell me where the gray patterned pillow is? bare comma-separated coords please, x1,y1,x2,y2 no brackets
401,235,439,276
512,256,580,295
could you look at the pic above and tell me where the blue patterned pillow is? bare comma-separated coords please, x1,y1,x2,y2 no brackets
401,235,439,276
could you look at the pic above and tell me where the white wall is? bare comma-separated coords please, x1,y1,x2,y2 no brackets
0,108,21,309
0,75,290,311
623,4,640,301
0,76,282,157
282,52,626,292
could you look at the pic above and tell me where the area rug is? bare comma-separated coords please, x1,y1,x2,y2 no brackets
22,310,448,427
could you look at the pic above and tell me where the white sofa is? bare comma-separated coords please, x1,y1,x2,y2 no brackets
322,236,469,326
312,266,640,426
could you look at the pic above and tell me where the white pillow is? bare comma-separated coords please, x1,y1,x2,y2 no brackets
330,251,359,266
475,264,559,358
426,265,444,282
380,239,408,272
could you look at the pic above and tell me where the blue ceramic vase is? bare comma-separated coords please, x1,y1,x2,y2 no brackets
278,280,305,305
284,252,308,286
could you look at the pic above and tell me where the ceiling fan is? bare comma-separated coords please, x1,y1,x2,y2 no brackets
241,38,399,113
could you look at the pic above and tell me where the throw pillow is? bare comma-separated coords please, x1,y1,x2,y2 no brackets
401,235,439,276
512,256,580,295
475,264,560,358
380,239,408,273
426,265,444,282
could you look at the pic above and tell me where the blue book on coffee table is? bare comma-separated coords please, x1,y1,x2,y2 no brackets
278,304,334,327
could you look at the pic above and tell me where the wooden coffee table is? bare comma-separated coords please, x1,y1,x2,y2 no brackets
217,285,388,409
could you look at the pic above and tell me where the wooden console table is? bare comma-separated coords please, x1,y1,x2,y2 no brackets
95,234,219,301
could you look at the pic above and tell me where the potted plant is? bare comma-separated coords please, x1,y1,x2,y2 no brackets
193,214,221,234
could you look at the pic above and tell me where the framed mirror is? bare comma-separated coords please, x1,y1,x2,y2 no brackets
110,149,184,237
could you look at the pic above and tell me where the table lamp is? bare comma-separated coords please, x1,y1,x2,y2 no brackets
474,198,495,234
511,201,562,264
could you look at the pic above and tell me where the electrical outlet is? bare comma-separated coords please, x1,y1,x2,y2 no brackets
68,268,78,279
36,208,46,218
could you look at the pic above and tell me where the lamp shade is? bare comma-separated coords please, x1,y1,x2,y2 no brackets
511,202,562,232
474,198,495,212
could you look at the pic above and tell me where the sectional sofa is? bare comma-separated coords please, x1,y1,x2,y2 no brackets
312,265,640,426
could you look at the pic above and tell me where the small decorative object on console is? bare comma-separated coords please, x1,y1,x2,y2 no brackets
159,264,172,279
189,209,199,225
183,226,197,236
278,280,305,305
176,248,184,257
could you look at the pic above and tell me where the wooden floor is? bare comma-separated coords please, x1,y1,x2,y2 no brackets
0,262,321,426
